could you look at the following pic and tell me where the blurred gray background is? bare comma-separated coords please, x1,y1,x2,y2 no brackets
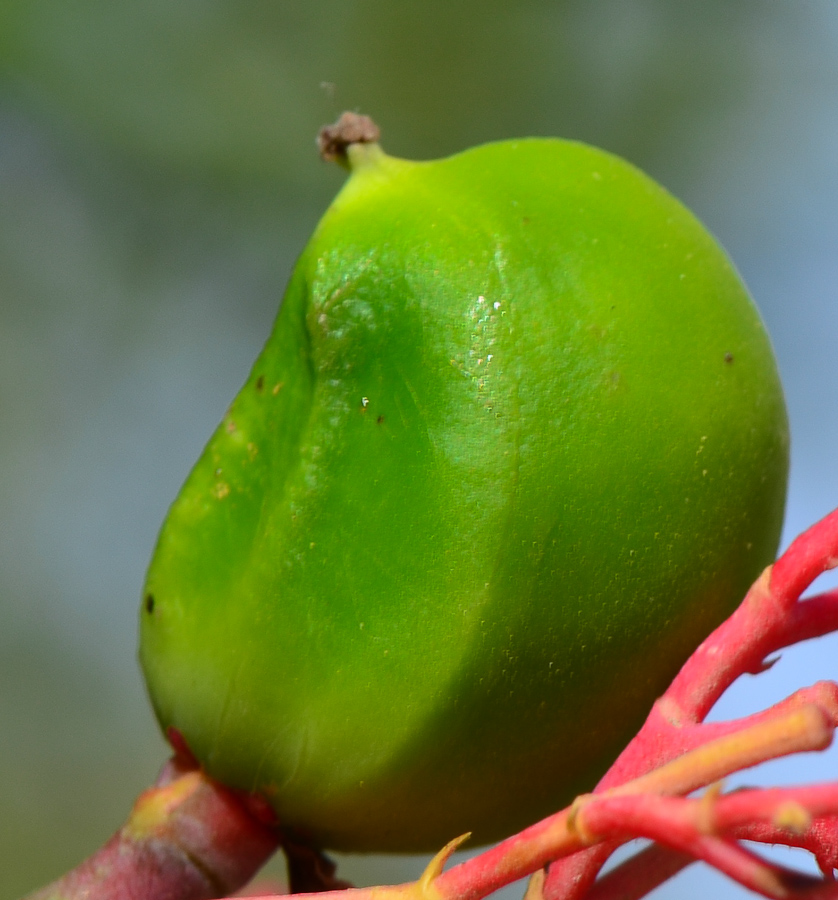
2,2,838,898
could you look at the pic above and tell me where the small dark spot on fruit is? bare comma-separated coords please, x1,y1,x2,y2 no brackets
724,352,734,364
522,216,530,225
377,415,385,424
255,375,264,392
145,594,155,614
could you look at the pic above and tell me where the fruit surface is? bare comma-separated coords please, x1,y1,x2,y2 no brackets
140,134,789,851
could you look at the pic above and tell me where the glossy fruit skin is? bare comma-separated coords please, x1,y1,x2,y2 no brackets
140,138,788,852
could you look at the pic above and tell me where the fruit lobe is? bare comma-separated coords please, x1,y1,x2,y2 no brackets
140,134,788,851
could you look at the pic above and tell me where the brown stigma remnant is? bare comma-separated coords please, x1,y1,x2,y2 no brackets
318,112,381,163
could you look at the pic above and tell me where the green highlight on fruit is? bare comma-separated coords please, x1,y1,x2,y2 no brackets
139,113,789,852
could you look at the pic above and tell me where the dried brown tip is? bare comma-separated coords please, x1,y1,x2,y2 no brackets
318,112,381,163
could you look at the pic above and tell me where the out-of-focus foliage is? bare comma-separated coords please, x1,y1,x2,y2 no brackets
1,2,838,899
0,0,781,184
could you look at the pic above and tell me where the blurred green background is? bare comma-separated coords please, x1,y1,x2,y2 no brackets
2,2,838,898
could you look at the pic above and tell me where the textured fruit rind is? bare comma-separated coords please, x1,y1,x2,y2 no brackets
140,138,788,851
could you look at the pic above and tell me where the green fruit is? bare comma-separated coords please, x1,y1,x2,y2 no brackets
139,127,788,852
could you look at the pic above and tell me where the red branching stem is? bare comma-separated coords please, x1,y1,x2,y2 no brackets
535,506,838,900
590,810,838,900
578,786,838,899
786,589,838,646
586,842,694,900
431,703,835,900
244,781,838,900
770,508,838,603
667,506,838,727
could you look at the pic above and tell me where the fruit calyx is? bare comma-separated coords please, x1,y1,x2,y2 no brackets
318,111,382,170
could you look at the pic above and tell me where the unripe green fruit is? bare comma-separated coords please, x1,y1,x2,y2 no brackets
140,133,788,852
